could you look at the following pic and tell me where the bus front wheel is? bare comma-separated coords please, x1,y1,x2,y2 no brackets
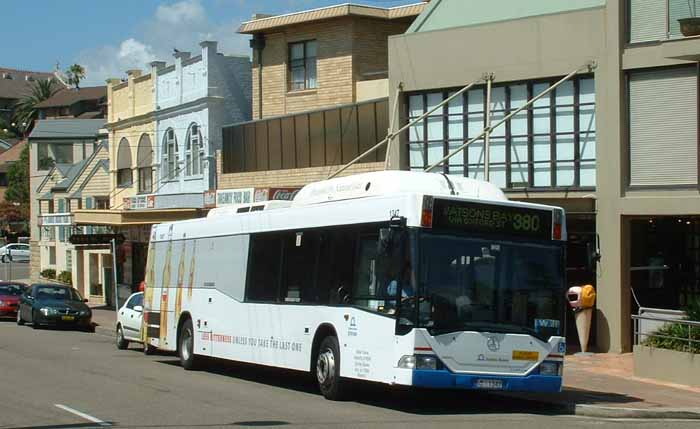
316,336,346,400
178,318,200,370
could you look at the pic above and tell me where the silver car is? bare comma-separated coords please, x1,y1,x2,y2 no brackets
0,243,30,263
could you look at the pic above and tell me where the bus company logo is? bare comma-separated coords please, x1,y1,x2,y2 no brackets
348,316,358,337
486,336,501,352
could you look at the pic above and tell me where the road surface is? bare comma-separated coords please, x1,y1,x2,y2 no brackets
0,320,696,428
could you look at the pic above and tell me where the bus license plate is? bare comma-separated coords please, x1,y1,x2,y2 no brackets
61,315,75,321
475,379,503,390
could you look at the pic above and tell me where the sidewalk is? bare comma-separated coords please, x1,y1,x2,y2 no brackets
87,308,700,419
501,352,700,419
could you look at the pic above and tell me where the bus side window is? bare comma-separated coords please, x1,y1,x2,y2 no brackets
246,234,283,302
319,229,356,305
280,231,319,303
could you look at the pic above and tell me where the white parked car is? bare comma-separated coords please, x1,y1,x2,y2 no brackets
116,292,148,352
0,243,30,263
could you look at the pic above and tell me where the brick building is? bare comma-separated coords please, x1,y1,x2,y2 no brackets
218,2,426,200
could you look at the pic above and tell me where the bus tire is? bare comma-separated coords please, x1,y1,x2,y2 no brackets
178,318,199,370
316,336,346,400
116,325,129,350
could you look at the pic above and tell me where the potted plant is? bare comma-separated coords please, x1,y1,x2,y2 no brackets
679,0,700,37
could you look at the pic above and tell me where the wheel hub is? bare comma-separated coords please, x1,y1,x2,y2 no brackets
316,349,335,386
181,329,192,361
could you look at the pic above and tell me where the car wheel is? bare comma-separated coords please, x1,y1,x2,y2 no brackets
178,318,200,370
16,310,24,325
116,325,129,350
0,255,5,263
315,336,347,400
32,310,40,329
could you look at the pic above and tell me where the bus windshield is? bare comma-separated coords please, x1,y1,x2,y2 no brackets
408,232,565,339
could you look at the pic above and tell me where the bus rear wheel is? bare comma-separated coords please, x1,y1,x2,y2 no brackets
179,318,200,370
316,336,346,400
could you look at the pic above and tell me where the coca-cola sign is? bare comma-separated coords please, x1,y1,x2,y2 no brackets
269,188,300,201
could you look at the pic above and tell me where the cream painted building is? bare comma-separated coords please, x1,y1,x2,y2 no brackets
35,142,112,301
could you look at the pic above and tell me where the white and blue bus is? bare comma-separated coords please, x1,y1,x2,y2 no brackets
142,171,567,399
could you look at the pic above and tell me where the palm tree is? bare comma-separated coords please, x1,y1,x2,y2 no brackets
67,64,86,89
12,78,60,135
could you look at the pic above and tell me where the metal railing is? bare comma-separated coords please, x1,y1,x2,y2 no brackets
632,314,700,352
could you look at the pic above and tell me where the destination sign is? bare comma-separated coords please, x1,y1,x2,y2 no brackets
432,199,553,240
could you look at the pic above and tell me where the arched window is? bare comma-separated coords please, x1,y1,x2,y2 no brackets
137,133,153,193
116,137,132,187
185,123,204,176
163,128,178,180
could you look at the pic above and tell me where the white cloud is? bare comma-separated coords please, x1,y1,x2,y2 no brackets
77,0,249,86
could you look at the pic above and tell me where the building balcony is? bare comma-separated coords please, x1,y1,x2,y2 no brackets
38,213,73,227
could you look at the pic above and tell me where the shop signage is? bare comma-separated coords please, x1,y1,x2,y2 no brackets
203,190,217,208
124,195,155,210
255,187,301,202
216,188,254,206
69,233,126,245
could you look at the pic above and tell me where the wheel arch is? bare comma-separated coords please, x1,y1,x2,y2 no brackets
176,311,193,353
310,323,338,372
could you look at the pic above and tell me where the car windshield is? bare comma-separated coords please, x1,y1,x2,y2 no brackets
408,233,565,339
0,285,24,296
35,286,83,302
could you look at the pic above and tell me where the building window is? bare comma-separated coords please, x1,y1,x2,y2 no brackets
136,133,153,192
163,128,178,180
116,137,133,187
185,123,204,176
0,173,7,187
289,40,317,91
57,199,66,213
117,168,132,187
138,167,152,193
48,246,56,265
38,143,73,170
94,197,110,210
48,200,54,214
66,250,72,273
406,76,596,189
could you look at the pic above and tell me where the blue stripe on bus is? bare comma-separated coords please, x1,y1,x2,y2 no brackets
412,369,562,393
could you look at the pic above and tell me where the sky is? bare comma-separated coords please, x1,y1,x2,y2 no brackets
1,0,417,87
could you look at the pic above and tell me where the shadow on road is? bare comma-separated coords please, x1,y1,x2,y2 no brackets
152,356,643,416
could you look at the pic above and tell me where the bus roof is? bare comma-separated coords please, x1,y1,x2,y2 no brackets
292,171,507,207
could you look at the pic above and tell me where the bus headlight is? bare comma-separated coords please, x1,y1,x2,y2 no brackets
398,355,439,370
539,361,562,376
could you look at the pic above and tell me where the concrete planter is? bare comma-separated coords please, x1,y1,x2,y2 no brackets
634,345,700,387
679,17,700,37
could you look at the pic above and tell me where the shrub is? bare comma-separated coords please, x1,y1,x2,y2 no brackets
40,268,56,279
57,271,72,285
644,299,700,354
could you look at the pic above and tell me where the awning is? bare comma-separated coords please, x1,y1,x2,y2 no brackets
72,208,206,226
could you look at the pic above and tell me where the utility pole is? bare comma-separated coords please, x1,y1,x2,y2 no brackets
111,238,119,311
483,73,495,182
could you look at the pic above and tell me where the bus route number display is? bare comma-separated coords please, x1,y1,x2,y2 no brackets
432,198,553,240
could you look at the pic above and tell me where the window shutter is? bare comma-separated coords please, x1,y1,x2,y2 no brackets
85,197,94,209
629,66,698,186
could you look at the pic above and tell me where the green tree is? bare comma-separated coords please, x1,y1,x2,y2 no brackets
12,78,60,134
4,144,29,204
66,64,86,89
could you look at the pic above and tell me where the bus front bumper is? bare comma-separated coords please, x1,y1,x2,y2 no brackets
411,369,562,393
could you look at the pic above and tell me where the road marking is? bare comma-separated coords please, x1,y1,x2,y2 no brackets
54,404,110,426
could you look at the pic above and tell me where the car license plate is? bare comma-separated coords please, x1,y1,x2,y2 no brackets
475,379,504,390
61,315,75,321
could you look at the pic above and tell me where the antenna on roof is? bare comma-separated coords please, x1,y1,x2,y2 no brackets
52,61,70,89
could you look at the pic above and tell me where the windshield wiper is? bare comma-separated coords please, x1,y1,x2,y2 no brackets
429,321,546,340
